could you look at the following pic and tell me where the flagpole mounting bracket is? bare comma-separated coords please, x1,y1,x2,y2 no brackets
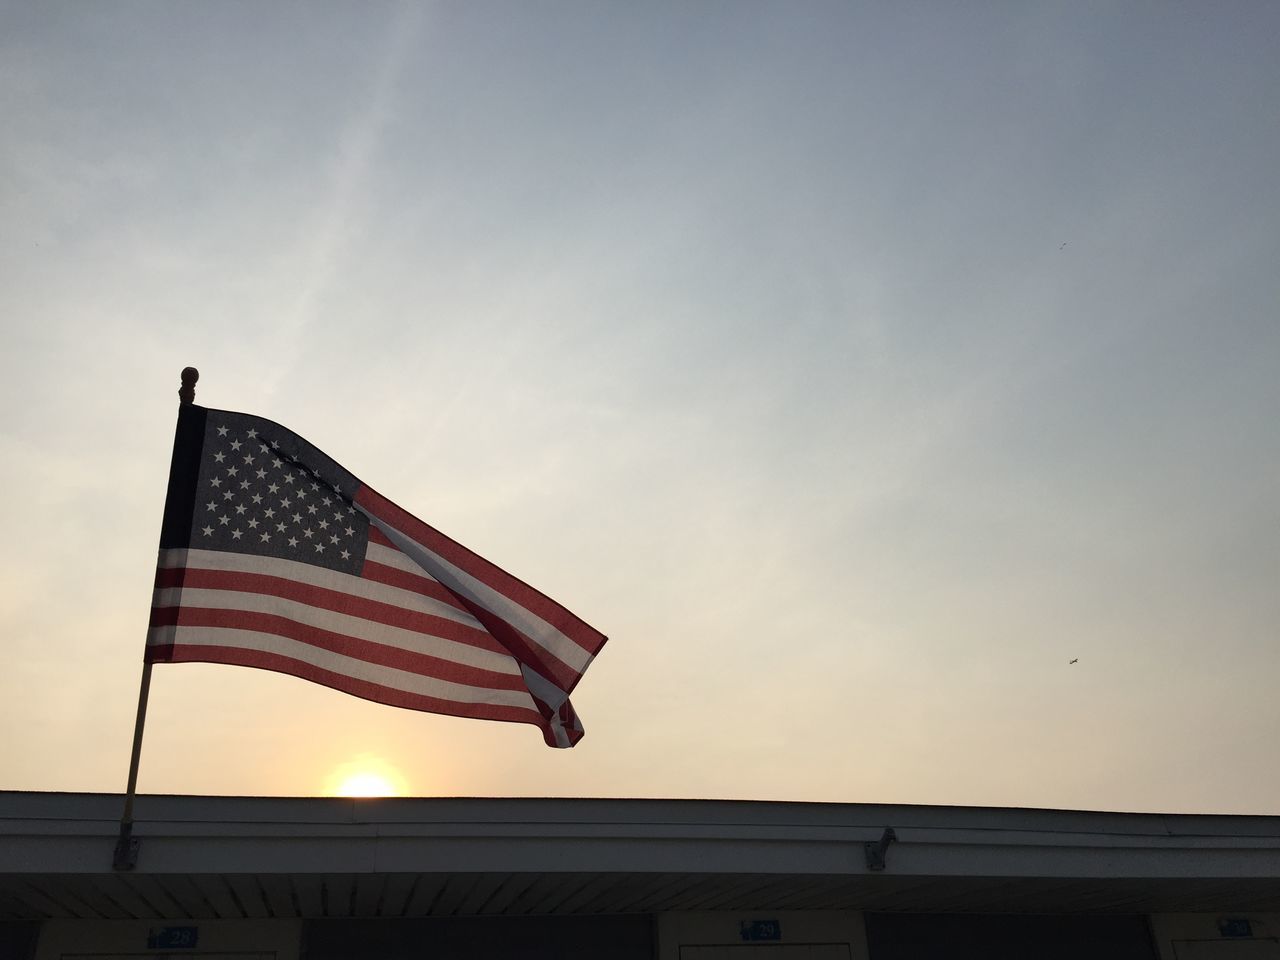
864,827,897,871
112,822,139,871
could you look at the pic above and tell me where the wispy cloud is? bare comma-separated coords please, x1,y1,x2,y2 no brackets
264,2,427,397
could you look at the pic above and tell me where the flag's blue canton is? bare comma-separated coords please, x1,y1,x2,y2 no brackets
190,412,369,575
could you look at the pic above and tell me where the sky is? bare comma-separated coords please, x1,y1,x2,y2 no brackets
1,2,1278,814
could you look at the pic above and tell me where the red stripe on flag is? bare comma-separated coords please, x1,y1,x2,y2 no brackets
150,605,525,691
158,644,542,727
155,566,509,655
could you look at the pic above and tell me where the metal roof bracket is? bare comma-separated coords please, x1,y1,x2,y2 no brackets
864,826,897,871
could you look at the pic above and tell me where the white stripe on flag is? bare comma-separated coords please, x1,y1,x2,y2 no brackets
365,540,431,576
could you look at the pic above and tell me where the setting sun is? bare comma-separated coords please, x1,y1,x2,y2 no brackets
325,757,408,797
335,772,399,797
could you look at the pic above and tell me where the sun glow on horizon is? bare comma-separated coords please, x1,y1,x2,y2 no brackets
325,756,408,797
335,771,400,797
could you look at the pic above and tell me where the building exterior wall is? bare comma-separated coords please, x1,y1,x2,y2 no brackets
864,913,1157,960
32,919,301,960
299,915,652,960
1149,914,1280,960
659,911,868,960
11,911,1280,960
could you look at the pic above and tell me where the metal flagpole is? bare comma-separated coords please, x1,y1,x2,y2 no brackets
113,366,199,872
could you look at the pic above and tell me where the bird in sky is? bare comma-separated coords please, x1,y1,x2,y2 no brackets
1069,658,1079,664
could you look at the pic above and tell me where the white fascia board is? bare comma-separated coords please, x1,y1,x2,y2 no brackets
1,792,1278,881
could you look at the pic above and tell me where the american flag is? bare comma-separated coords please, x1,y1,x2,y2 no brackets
147,404,607,747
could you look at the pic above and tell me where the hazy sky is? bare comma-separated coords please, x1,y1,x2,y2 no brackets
2,2,1278,813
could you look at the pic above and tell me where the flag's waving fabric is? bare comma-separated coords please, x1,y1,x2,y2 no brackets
147,404,606,747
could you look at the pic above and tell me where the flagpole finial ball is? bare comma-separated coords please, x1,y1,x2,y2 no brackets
179,367,199,405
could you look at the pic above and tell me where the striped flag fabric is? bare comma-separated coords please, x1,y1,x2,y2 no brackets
147,404,607,747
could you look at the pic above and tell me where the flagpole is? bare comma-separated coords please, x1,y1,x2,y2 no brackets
113,366,198,872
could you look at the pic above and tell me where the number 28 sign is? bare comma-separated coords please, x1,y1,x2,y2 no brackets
147,926,199,949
